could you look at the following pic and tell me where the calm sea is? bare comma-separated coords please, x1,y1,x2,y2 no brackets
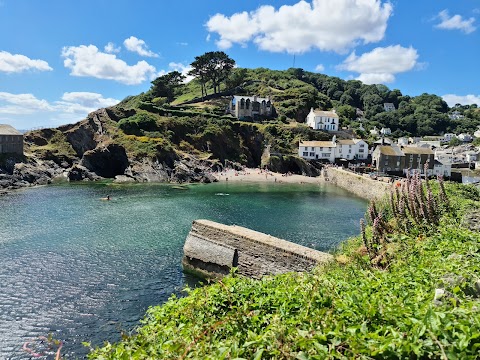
0,181,367,359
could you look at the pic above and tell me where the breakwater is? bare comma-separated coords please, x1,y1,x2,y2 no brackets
324,167,392,201
183,219,333,279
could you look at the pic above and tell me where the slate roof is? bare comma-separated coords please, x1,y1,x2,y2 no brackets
376,145,404,156
402,146,434,155
311,110,338,118
0,124,22,135
299,141,335,148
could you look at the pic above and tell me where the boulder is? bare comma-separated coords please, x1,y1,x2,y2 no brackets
67,164,100,181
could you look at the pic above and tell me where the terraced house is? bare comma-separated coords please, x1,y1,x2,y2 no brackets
298,137,368,162
0,124,23,155
372,145,434,175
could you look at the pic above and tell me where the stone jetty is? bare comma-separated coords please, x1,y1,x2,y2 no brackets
183,219,333,279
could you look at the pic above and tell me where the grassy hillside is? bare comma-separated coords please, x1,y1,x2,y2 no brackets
88,181,480,359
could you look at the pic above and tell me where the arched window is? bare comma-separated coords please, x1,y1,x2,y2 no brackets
240,98,245,109
246,99,251,109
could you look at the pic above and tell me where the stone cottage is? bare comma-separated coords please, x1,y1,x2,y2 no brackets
0,124,23,155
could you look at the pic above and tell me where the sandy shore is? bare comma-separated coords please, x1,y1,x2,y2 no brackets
212,168,324,184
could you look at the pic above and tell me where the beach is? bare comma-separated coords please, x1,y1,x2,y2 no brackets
212,168,324,184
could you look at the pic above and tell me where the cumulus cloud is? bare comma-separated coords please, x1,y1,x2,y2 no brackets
104,42,121,53
315,64,325,72
0,92,53,114
62,45,156,85
154,62,195,83
57,92,119,114
0,51,52,73
442,94,480,107
337,45,419,84
123,36,159,57
206,0,392,54
435,10,476,34
0,91,121,129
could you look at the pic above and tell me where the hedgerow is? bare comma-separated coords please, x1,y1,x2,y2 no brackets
88,181,480,359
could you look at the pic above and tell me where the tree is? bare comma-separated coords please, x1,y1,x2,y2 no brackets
448,137,462,147
189,51,235,96
150,71,185,102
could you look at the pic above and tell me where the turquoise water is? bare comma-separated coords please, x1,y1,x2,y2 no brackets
0,181,367,358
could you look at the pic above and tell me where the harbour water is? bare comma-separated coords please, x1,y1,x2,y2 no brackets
0,181,367,358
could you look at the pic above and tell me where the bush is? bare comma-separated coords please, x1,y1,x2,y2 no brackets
118,113,158,135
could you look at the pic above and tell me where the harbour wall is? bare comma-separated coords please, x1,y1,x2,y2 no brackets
324,167,392,201
183,219,333,279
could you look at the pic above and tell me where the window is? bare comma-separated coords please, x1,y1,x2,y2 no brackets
359,149,364,153
303,152,308,156
322,153,330,157
359,144,365,148
348,149,352,153
311,147,314,151
309,152,315,157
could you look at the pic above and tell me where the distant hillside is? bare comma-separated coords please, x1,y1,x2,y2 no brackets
125,66,480,138
13,65,480,188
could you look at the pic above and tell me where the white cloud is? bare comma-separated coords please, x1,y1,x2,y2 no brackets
338,45,419,84
0,51,52,73
442,94,480,107
206,0,393,54
123,36,159,57
62,45,156,85
104,42,121,53
0,91,120,129
0,92,53,114
57,92,119,114
435,10,476,34
314,64,325,72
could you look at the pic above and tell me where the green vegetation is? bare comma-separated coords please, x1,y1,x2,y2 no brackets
88,181,480,359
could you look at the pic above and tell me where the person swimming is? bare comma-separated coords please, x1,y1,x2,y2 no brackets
101,195,110,201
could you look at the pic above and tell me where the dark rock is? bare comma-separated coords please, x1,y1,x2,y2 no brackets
67,165,100,181
81,144,129,178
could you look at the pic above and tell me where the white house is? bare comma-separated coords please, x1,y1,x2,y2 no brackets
433,160,452,177
370,126,379,135
298,137,368,162
305,108,339,131
384,103,396,112
448,110,464,120
458,133,473,142
380,127,392,135
466,152,478,163
443,133,457,142
397,137,409,146
474,129,480,138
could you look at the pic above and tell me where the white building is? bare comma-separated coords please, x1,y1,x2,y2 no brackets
433,160,452,177
443,133,457,142
448,110,464,120
384,103,396,112
370,126,379,135
397,137,409,146
474,129,480,138
305,108,339,131
466,152,478,163
380,127,392,135
298,137,368,162
458,133,473,142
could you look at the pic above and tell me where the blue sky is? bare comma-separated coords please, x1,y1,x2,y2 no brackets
1,0,479,129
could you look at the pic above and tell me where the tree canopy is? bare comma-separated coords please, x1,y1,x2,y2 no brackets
188,51,235,97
